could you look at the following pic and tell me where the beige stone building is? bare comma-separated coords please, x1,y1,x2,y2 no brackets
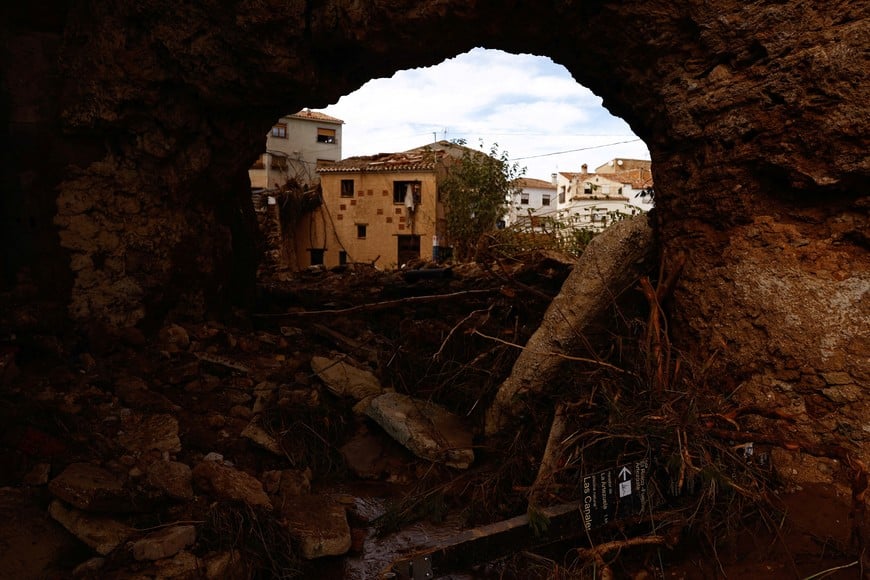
249,109,343,189
292,141,473,270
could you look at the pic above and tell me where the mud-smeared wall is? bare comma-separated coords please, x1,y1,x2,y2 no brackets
2,1,867,470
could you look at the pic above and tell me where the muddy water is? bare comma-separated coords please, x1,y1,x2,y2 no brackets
310,485,474,579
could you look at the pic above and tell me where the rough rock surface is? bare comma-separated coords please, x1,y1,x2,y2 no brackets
366,392,475,469
145,460,194,501
311,355,384,404
48,500,133,555
131,524,196,561
281,495,352,559
48,463,129,512
191,460,272,509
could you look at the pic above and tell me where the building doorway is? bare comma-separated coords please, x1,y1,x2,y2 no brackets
397,235,420,266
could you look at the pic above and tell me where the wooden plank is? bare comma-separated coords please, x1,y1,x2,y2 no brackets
386,500,584,579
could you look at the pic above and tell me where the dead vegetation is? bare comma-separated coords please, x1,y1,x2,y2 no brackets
0,219,867,579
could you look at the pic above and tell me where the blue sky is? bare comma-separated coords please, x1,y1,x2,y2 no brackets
322,48,649,180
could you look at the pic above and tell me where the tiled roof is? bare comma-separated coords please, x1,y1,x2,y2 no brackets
318,149,447,173
318,141,477,174
515,177,557,189
608,168,654,189
287,109,344,124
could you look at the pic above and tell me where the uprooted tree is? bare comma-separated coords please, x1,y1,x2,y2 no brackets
439,140,525,261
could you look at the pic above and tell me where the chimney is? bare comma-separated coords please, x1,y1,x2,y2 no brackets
581,163,588,174
551,173,558,186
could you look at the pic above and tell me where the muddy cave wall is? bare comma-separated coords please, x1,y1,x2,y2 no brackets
2,1,868,472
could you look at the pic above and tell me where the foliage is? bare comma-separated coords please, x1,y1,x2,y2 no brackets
439,140,525,261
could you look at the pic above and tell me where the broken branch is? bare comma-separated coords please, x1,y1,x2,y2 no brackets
255,288,498,319
472,330,630,374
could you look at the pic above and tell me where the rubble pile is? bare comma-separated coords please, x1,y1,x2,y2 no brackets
0,255,574,578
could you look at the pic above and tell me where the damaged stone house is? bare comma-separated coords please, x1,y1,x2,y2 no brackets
291,141,477,270
249,110,344,276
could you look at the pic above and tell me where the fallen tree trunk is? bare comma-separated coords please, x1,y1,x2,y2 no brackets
484,215,656,437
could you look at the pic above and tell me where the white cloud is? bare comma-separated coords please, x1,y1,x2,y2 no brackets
322,48,649,179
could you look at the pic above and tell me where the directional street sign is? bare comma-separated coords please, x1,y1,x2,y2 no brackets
581,458,650,531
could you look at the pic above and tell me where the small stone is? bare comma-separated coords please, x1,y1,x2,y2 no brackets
241,419,283,455
146,460,194,501
118,413,181,455
72,557,105,577
229,405,253,420
282,495,351,559
132,525,196,561
311,356,384,403
48,463,129,512
150,550,199,577
206,413,227,428
48,500,133,555
822,372,854,385
23,463,51,486
203,550,243,578
158,324,190,352
822,384,862,403
192,460,272,509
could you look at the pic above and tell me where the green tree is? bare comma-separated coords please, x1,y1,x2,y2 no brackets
439,140,525,261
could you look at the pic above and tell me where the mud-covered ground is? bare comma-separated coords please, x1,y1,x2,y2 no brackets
0,256,860,579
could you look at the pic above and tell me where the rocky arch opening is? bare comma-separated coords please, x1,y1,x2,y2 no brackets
1,2,867,571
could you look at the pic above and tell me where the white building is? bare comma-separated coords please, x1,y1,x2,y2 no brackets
249,109,344,189
505,177,559,228
555,160,653,231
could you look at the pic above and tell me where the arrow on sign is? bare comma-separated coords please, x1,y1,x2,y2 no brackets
618,466,632,481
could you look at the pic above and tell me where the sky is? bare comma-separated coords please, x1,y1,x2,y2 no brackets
321,47,649,181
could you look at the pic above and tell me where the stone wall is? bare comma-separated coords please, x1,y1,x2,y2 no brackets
2,1,867,469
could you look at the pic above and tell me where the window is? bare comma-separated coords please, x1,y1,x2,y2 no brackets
520,192,530,205
340,179,354,198
393,181,422,204
542,194,551,206
317,128,336,143
309,248,324,265
559,186,566,204
271,124,287,138
339,251,347,265
356,224,367,238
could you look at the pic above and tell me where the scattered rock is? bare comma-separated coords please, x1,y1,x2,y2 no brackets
822,371,854,386
48,500,133,555
822,384,862,403
311,355,384,406
72,557,106,577
340,428,410,480
131,524,196,561
147,550,199,578
116,376,178,412
48,463,130,512
202,550,244,579
191,460,272,509
281,494,351,559
158,324,190,352
263,468,312,499
241,418,283,455
23,462,52,486
145,460,194,501
118,413,181,455
365,392,475,469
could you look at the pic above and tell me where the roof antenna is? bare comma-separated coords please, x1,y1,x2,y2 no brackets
433,131,437,143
